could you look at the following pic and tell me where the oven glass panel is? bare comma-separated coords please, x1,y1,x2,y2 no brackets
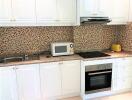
90,75,106,87
85,71,112,92
55,46,67,53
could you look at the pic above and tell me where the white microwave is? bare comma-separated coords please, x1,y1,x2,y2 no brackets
51,42,74,56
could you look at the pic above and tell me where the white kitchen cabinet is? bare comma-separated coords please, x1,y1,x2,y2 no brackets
80,0,101,17
112,77,132,92
16,64,41,100
0,0,77,26
36,0,57,24
40,60,80,99
36,0,77,26
61,60,80,96
12,0,36,24
80,0,111,17
107,0,129,25
112,58,132,92
0,66,18,100
129,0,132,22
80,0,129,25
40,62,62,100
0,0,12,24
57,0,76,25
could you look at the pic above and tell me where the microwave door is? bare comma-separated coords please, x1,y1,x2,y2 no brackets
53,45,68,56
55,46,67,53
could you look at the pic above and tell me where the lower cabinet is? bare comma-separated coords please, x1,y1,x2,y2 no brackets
40,62,62,99
0,66,18,100
16,64,41,100
0,60,80,100
112,77,132,92
40,60,81,99
61,60,80,96
112,58,132,92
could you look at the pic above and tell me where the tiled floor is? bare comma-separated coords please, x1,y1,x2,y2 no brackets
62,92,132,100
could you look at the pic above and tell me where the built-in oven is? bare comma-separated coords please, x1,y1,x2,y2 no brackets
85,63,112,94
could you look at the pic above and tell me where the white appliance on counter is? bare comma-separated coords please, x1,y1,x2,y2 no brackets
51,42,74,56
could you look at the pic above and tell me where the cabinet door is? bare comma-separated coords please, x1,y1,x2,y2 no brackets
99,0,113,17
112,58,132,92
129,0,132,22
36,0,57,23
108,0,129,24
12,0,36,23
16,64,41,100
80,0,99,17
61,60,80,96
113,78,132,92
57,0,76,24
114,58,132,78
0,0,12,24
0,67,18,100
40,62,61,99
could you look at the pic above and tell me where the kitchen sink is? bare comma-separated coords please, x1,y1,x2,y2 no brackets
0,54,40,63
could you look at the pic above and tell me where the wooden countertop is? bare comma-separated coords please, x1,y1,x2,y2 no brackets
0,54,82,67
1,51,132,67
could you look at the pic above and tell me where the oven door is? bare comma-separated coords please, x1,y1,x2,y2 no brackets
85,69,112,92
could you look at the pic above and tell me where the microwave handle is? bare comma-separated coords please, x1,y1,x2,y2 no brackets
88,71,112,75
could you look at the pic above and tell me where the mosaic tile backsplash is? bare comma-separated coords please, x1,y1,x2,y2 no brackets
0,24,132,57
117,23,132,51
73,25,117,52
0,27,73,57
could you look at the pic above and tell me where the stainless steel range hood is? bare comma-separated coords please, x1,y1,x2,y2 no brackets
80,17,111,24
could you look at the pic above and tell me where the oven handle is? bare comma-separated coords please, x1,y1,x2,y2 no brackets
88,70,112,75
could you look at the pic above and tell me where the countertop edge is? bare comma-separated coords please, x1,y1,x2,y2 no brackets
1,51,132,67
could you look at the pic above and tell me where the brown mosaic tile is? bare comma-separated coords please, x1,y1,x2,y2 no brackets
1,24,128,57
0,27,73,57
39,27,73,52
73,25,117,52
117,23,132,51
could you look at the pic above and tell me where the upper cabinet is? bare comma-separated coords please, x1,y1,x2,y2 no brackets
80,0,130,25
36,0,57,24
0,0,12,24
36,0,77,26
107,0,129,25
0,0,131,26
129,0,132,22
57,0,76,24
80,0,111,17
0,0,77,26
0,0,36,26
12,0,36,24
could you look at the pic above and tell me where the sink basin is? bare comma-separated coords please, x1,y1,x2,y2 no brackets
0,54,40,63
